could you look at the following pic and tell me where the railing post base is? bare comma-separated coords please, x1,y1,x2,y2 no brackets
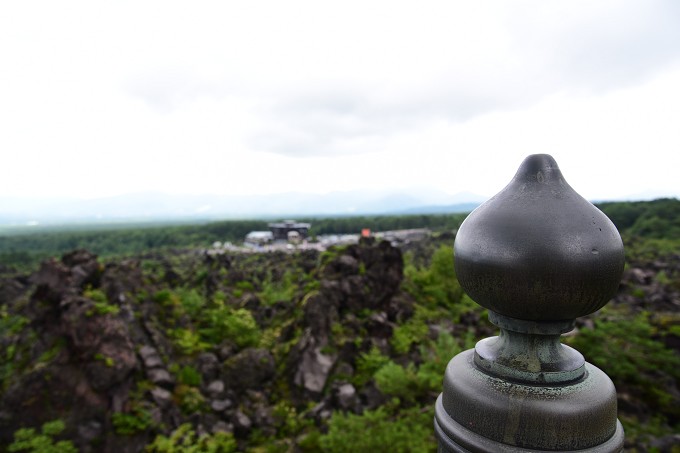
434,351,624,452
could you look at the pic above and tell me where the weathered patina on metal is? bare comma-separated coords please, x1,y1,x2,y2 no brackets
434,154,625,452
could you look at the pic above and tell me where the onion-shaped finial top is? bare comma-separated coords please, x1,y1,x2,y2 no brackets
454,154,624,322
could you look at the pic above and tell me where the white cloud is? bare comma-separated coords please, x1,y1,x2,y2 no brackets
0,1,679,202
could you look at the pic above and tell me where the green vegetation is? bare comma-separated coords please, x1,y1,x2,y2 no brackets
172,364,202,387
200,306,261,349
0,199,679,451
147,423,237,453
0,307,31,391
174,385,206,415
353,347,391,387
8,420,77,453
112,408,155,436
84,288,121,316
598,198,680,260
566,306,680,441
319,406,434,453
156,287,261,354
258,270,297,306
598,198,680,239
170,328,208,356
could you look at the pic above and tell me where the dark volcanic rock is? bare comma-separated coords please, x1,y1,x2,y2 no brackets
31,258,73,305
223,348,275,391
0,277,28,306
303,291,339,340
101,259,143,305
322,240,403,312
1,365,109,444
60,297,137,392
63,250,102,289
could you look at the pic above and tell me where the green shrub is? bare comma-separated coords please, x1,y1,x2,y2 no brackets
83,288,107,303
174,385,206,414
84,288,120,316
173,364,202,387
565,310,680,416
258,271,297,306
416,331,468,392
0,307,28,336
92,301,120,316
8,419,77,453
177,288,205,320
271,401,312,439
37,339,65,364
353,347,390,387
403,245,462,309
567,312,680,383
374,362,422,404
154,289,177,306
199,307,260,348
234,281,255,292
170,328,207,356
112,408,154,435
390,306,433,354
319,407,434,453
146,423,237,452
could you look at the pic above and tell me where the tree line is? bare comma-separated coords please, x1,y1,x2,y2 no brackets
0,199,677,269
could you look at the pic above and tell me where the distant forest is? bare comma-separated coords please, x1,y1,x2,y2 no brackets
0,198,678,269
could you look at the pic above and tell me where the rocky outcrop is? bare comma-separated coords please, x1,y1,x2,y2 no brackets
5,239,675,451
615,255,680,313
288,240,406,400
0,250,142,449
222,348,275,391
321,240,403,312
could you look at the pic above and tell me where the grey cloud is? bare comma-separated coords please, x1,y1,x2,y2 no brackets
252,1,680,159
509,1,680,92
126,1,680,158
248,83,540,158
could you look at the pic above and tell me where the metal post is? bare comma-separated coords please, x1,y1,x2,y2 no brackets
435,154,625,452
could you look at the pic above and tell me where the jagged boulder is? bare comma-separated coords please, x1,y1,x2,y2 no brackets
62,250,102,289
100,259,143,305
0,276,28,306
223,348,275,391
322,240,403,312
60,296,137,392
0,251,140,447
303,291,339,340
30,258,73,306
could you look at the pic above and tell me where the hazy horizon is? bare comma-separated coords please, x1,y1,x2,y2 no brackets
0,189,675,228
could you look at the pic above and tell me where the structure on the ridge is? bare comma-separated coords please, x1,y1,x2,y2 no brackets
268,220,311,241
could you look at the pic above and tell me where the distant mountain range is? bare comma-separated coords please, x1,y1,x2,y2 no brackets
0,190,490,226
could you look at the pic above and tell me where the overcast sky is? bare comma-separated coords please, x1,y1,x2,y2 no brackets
1,1,680,203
